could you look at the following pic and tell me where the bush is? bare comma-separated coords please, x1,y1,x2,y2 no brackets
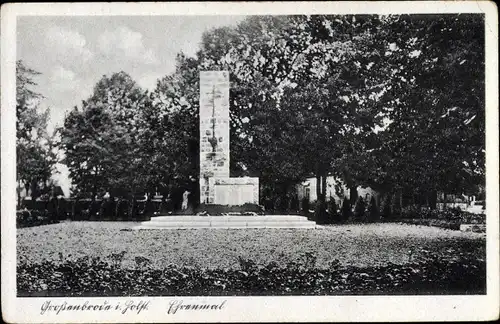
367,197,379,222
400,206,485,227
273,196,282,213
327,198,340,223
21,198,49,212
17,255,486,296
341,198,352,222
22,197,152,222
262,197,273,213
314,200,329,224
420,208,440,219
290,195,300,213
19,198,63,224
391,194,402,219
89,200,101,220
136,199,151,219
17,197,67,227
401,205,421,219
281,196,291,212
353,197,366,222
16,209,59,228
46,198,58,219
116,199,129,220
99,198,116,220
307,200,318,220
401,219,461,230
301,197,310,216
380,195,392,220
56,198,69,220
72,199,92,220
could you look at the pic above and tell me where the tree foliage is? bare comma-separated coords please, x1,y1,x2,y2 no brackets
150,53,200,195
16,60,57,201
355,15,485,199
57,14,485,206
60,72,151,197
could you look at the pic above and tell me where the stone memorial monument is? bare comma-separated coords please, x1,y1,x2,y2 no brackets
199,71,259,205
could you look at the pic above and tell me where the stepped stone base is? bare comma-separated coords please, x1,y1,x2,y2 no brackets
133,215,320,229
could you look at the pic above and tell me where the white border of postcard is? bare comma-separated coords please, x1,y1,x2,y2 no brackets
2,1,499,323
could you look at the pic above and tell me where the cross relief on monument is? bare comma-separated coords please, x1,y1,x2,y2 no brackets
208,85,220,153
199,71,259,205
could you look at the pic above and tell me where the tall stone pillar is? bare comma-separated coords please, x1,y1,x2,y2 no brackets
199,71,230,204
199,71,259,206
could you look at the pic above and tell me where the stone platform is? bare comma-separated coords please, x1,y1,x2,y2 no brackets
133,215,320,229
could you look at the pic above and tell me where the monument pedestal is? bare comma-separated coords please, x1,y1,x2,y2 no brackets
135,215,319,229
210,177,259,205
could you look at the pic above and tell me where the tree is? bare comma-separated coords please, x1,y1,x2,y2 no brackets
355,15,485,205
196,18,313,196
60,72,151,201
61,103,111,197
16,60,57,204
154,14,485,210
55,14,483,213
194,15,387,204
327,198,340,223
380,194,392,219
353,196,366,221
341,197,352,222
17,61,43,140
368,196,379,222
150,53,201,205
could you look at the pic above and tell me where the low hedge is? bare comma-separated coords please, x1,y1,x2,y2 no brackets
16,210,59,228
18,255,485,296
399,218,462,230
400,207,485,224
19,197,152,224
71,199,152,221
309,203,486,228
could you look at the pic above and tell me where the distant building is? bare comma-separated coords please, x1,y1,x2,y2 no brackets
436,192,485,214
296,176,379,205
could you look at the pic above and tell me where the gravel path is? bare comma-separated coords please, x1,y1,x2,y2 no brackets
17,221,485,269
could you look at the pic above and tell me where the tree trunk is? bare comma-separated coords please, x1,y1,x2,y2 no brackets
350,186,358,206
115,198,121,220
321,174,327,203
92,172,97,200
31,180,40,200
316,174,321,203
17,184,22,209
377,191,385,210
129,190,135,220
283,182,292,211
429,190,437,210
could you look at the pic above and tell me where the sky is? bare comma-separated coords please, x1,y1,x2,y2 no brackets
17,15,245,130
17,15,245,194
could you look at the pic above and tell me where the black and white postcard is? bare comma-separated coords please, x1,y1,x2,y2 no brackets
1,1,498,322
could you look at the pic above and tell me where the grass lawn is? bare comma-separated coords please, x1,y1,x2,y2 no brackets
17,221,485,270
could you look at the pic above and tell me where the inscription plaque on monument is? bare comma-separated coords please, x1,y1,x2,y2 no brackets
199,71,259,205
